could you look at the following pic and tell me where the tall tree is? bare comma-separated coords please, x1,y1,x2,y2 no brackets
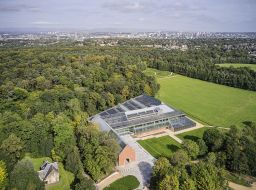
182,139,200,159
52,113,76,160
0,160,8,190
191,162,227,190
0,134,24,171
10,159,44,190
203,129,225,152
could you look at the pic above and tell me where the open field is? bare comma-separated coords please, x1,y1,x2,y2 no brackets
217,63,256,71
143,68,174,78
151,69,256,128
138,135,181,158
104,175,139,190
24,154,74,190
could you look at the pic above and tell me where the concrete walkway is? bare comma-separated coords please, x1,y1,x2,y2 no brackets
96,172,122,190
165,130,183,143
116,135,155,189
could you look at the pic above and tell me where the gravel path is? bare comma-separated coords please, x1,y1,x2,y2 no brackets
116,135,155,189
229,182,256,190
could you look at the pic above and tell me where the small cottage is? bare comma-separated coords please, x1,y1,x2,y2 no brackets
38,161,59,184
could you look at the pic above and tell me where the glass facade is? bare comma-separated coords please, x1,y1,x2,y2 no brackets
114,115,195,135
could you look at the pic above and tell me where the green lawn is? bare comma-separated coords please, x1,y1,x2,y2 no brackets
138,136,181,158
104,175,139,190
24,154,74,190
156,73,256,128
24,154,53,170
176,127,210,141
217,63,256,71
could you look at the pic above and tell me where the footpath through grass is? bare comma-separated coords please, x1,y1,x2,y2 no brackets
138,136,181,158
217,63,256,71
155,73,256,128
104,175,139,190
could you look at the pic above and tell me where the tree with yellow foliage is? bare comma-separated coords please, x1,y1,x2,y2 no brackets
0,160,7,189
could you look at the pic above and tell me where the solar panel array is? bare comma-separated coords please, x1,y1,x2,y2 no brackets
110,111,184,129
126,109,156,120
134,95,161,107
92,94,196,135
98,94,160,119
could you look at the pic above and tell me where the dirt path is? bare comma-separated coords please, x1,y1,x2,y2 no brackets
229,182,256,190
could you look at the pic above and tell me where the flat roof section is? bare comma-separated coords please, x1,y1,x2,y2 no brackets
134,95,161,107
90,94,191,134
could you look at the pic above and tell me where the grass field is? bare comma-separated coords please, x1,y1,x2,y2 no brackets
176,127,210,141
24,154,74,190
217,63,256,71
138,136,181,158
143,68,174,78
152,69,256,128
104,175,139,190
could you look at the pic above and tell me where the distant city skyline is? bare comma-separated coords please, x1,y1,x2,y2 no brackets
0,0,256,32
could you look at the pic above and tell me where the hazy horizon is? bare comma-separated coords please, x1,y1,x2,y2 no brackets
0,0,256,32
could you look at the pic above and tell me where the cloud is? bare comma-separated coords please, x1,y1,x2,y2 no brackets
31,21,59,25
102,0,153,13
139,17,145,21
0,4,40,12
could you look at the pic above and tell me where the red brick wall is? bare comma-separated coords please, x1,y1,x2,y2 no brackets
118,145,136,166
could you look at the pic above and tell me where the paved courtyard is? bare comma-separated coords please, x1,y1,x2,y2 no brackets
116,135,155,189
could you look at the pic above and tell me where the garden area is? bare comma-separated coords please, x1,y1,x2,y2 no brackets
138,136,181,158
104,175,139,190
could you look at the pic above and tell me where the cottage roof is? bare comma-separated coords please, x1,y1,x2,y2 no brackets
38,161,58,181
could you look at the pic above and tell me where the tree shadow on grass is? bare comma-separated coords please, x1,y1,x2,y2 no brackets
242,121,255,127
166,144,179,152
183,135,200,142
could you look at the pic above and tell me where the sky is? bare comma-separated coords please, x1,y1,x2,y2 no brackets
0,0,255,32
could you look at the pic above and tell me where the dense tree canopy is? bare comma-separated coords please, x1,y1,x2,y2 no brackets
9,159,44,190
0,39,255,189
151,122,256,190
0,45,159,188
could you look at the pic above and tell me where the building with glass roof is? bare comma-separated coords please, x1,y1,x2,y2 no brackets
89,94,196,136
